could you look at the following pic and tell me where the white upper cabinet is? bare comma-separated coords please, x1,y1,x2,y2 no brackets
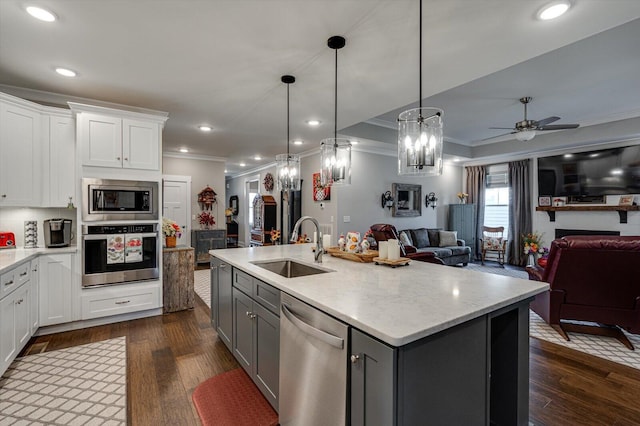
70,102,167,171
46,113,76,207
0,96,42,206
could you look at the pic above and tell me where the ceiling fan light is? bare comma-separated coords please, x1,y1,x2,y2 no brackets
537,1,571,20
516,130,536,142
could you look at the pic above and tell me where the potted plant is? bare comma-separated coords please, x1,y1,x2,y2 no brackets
162,217,182,247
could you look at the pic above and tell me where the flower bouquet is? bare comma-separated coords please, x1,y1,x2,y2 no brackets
270,228,281,244
197,211,216,229
522,231,544,255
162,217,182,238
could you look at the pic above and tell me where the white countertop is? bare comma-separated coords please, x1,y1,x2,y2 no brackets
0,246,78,274
210,244,548,347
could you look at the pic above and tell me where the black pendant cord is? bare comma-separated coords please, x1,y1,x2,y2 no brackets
419,0,423,113
334,45,338,149
286,82,290,158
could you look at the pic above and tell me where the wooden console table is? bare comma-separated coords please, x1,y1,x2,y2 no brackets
536,205,640,223
162,246,195,313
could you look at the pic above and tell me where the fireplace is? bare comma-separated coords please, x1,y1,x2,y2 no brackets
555,229,621,238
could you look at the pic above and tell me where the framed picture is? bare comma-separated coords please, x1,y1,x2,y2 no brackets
552,196,566,207
312,172,330,201
619,195,634,206
538,196,551,207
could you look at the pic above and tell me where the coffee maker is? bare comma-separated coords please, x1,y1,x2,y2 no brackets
44,219,73,248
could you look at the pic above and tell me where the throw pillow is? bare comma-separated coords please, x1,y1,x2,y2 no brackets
483,236,503,250
427,229,441,247
399,231,413,247
439,230,458,247
410,228,430,248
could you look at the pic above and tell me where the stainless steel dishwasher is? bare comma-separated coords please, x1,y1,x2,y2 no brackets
279,292,349,425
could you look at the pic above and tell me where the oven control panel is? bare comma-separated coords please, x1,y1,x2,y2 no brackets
83,224,157,234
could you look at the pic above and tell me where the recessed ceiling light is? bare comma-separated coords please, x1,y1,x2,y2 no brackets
293,140,303,145
611,168,623,175
179,148,188,153
55,67,76,77
198,125,212,132
306,120,321,126
224,169,228,173
239,163,246,167
254,155,262,161
453,158,460,162
350,140,358,145
589,153,599,158
537,1,571,20
563,153,574,158
26,6,56,22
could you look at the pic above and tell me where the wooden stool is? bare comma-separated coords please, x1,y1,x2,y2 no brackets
192,368,278,426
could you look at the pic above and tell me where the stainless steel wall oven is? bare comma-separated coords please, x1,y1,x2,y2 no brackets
82,224,159,287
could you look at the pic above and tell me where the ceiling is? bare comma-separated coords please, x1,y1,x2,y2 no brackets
1,1,640,175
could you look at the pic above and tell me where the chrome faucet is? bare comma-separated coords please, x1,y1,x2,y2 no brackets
290,216,323,263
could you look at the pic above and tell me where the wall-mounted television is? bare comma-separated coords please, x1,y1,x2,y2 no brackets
538,145,640,197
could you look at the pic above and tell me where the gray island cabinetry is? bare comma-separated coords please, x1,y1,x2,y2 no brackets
210,244,547,425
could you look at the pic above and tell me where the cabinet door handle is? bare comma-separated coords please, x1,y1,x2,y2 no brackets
1,194,6,198
350,354,361,364
20,271,28,277
211,266,218,270
116,157,121,161
250,314,257,319
220,263,228,268
124,157,128,161
16,298,24,304
4,279,14,286
115,300,130,305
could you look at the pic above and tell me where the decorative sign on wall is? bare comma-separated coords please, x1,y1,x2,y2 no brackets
263,173,274,192
313,172,330,201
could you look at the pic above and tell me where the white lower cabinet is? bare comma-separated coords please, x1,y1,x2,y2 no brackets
39,253,74,327
81,281,161,320
0,274,32,375
30,261,39,333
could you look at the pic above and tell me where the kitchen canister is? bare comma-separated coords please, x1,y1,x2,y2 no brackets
388,239,401,260
345,231,361,253
24,220,37,248
378,241,388,259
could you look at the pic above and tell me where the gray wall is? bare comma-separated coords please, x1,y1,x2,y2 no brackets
162,156,226,232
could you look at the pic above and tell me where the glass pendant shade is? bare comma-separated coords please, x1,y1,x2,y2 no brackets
515,129,536,142
276,153,301,191
320,138,351,186
398,107,443,176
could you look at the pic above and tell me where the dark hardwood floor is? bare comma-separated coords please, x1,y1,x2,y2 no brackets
22,296,640,425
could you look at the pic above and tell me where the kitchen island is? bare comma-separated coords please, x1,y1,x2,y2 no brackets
210,243,548,425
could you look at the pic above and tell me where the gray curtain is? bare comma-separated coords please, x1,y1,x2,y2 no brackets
465,165,486,260
508,159,532,266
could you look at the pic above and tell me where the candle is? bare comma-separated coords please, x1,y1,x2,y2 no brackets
388,239,400,260
322,234,331,249
378,241,388,259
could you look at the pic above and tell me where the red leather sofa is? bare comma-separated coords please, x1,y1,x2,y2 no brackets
526,235,640,349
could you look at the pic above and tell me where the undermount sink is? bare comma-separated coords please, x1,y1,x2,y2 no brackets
251,259,332,278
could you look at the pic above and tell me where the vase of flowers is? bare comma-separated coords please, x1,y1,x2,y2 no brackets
197,211,216,230
522,231,544,266
457,192,468,204
162,218,182,247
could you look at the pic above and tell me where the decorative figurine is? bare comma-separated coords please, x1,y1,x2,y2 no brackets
338,234,346,251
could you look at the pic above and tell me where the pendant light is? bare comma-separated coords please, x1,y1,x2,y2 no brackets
320,35,351,186
276,75,301,191
397,0,443,176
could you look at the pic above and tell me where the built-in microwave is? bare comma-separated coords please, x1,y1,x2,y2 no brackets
82,178,158,222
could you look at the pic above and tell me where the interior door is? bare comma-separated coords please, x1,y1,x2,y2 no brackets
163,176,191,247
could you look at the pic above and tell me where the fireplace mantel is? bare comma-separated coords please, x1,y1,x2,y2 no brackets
536,205,640,223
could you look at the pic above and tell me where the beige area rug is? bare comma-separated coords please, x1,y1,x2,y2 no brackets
0,337,126,425
196,265,640,369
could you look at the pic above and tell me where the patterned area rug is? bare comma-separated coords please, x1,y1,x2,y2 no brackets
195,265,640,369
0,337,127,425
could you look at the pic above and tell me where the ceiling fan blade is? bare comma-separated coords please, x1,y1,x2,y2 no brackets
538,124,580,130
488,127,515,130
480,131,516,142
535,116,561,127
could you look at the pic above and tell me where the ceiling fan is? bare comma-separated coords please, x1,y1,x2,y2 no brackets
489,97,580,141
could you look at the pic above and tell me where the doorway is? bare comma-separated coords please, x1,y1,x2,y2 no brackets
163,175,192,247
245,177,259,247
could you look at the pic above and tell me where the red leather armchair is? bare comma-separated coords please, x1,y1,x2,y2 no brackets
369,224,441,264
526,236,640,349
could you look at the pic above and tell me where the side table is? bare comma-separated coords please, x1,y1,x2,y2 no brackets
163,246,195,313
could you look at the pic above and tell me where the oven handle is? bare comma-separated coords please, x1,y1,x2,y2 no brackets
83,232,158,240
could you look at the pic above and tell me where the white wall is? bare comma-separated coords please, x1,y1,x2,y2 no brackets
162,156,226,233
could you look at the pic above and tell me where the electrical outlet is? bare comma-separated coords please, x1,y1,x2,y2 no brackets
343,215,351,223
